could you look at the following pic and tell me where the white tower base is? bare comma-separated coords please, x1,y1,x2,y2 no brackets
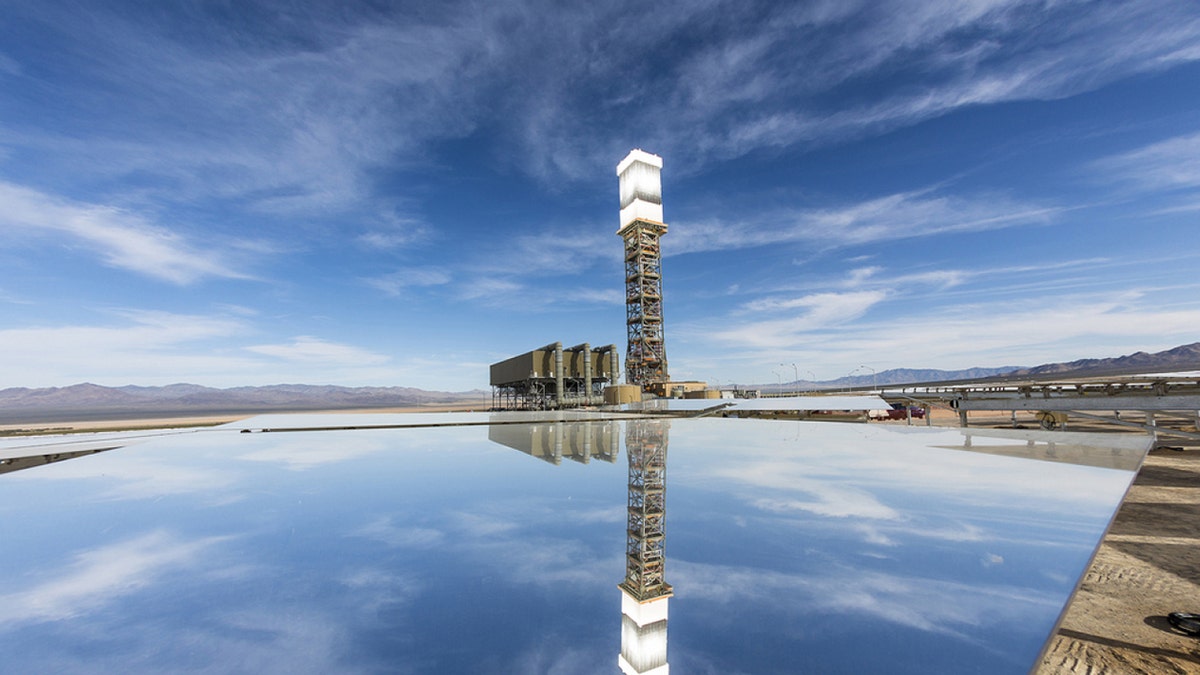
618,588,670,675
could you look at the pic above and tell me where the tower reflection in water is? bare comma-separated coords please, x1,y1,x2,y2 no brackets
619,420,671,675
486,417,670,673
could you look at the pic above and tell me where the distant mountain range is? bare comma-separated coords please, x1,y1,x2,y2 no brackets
769,342,1200,390
4,343,1200,423
0,383,488,424
1003,342,1200,378
798,366,1024,389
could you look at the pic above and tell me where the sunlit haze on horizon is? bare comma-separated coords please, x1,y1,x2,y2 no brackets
2,1,1199,390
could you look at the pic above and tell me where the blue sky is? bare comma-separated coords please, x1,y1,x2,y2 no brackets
2,0,1199,391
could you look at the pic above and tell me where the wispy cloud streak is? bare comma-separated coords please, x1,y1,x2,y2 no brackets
0,182,248,283
1092,131,1200,192
0,531,226,626
672,190,1059,255
246,336,391,366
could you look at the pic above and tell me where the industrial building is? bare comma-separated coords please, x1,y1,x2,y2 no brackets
489,342,619,410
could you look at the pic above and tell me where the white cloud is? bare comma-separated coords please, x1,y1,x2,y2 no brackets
0,5,499,215
8,1,1200,201
364,268,452,296
0,181,249,284
742,258,1107,304
701,289,1200,377
0,50,20,76
519,230,618,267
0,311,246,368
671,190,1059,255
1093,131,1200,192
656,0,1200,164
0,287,33,304
245,336,391,366
456,277,524,302
874,295,1200,362
0,312,442,389
357,212,431,250
572,288,624,305
712,290,887,348
741,290,887,314
672,245,1200,383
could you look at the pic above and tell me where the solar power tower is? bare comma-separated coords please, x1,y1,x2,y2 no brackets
617,150,670,390
618,420,672,675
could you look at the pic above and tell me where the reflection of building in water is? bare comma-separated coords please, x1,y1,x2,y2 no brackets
941,428,1147,471
486,420,620,465
619,420,671,675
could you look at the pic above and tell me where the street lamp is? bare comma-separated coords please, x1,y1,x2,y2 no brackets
783,362,800,386
845,366,866,393
861,365,877,391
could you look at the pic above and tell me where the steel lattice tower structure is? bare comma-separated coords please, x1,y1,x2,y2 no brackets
618,419,671,675
620,420,672,600
617,150,669,389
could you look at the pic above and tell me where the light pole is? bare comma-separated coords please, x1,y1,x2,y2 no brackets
861,365,877,391
784,363,799,386
773,370,783,396
845,366,864,393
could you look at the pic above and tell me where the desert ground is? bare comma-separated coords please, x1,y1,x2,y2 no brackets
3,404,1197,671
0,403,490,436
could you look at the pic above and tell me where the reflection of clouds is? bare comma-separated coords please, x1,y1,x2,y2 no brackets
507,643,610,675
339,493,623,614
683,420,1134,507
351,516,445,548
339,568,422,615
674,559,1053,639
681,420,1136,549
0,530,227,626
855,524,897,547
920,523,985,542
453,510,520,537
10,452,237,500
753,492,898,520
453,499,622,534
573,505,625,524
347,498,621,591
238,436,391,470
189,608,360,674
714,457,902,520
467,536,617,588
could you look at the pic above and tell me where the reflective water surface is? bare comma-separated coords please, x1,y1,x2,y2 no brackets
0,416,1149,673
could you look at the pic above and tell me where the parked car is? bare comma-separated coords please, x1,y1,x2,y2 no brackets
884,403,925,420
